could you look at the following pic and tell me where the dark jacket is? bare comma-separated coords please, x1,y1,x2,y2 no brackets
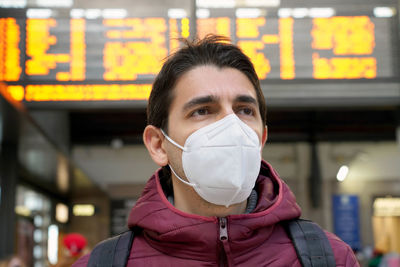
73,161,359,266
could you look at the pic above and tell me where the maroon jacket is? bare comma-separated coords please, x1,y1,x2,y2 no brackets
73,161,359,266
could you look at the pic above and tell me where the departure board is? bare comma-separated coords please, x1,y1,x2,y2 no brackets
0,8,397,103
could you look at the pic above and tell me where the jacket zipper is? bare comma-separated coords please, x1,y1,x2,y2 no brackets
219,217,228,241
219,217,229,267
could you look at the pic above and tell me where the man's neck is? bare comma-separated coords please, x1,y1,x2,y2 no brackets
171,177,248,217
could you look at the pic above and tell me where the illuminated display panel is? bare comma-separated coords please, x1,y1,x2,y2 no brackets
312,16,377,79
0,8,396,103
102,18,167,81
235,16,392,80
24,84,152,101
0,18,22,81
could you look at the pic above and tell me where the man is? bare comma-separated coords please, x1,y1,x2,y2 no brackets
73,35,359,266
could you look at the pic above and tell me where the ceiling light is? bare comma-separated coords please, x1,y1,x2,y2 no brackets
309,8,335,18
196,0,235,8
278,8,291,18
36,0,72,7
373,7,395,18
102,9,127,19
27,8,53,18
168,8,188,19
73,204,95,216
236,8,262,18
292,8,308,18
56,203,69,223
196,8,210,18
336,165,349,182
243,0,280,7
0,0,26,8
70,9,84,18
85,9,102,20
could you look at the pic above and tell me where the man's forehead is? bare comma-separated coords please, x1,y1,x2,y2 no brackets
169,65,259,108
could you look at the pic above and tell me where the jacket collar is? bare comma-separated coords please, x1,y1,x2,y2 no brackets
127,160,302,260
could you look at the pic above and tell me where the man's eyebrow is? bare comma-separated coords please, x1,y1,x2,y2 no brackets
235,95,258,105
183,95,218,111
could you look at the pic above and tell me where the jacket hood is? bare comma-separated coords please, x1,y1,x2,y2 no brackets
127,160,301,261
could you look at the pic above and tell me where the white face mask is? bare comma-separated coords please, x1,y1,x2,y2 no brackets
161,114,262,207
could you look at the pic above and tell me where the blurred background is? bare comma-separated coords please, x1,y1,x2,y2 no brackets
0,0,400,266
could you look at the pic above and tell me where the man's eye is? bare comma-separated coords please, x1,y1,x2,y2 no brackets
192,108,209,116
237,107,254,116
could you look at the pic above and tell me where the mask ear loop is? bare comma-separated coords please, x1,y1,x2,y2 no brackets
160,129,186,151
168,164,197,187
160,129,196,187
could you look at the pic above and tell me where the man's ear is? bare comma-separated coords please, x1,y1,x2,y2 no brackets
261,125,268,147
143,125,168,167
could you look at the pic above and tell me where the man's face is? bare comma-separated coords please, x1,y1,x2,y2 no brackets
163,65,266,173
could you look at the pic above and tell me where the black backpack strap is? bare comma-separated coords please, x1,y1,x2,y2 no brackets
283,219,336,267
87,230,135,267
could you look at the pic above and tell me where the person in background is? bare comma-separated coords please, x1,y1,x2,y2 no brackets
53,233,87,267
0,256,26,267
73,35,359,266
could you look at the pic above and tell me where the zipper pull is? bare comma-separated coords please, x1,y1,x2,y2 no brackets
219,217,228,241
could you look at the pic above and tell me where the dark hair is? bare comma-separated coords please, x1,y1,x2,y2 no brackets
146,35,267,132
